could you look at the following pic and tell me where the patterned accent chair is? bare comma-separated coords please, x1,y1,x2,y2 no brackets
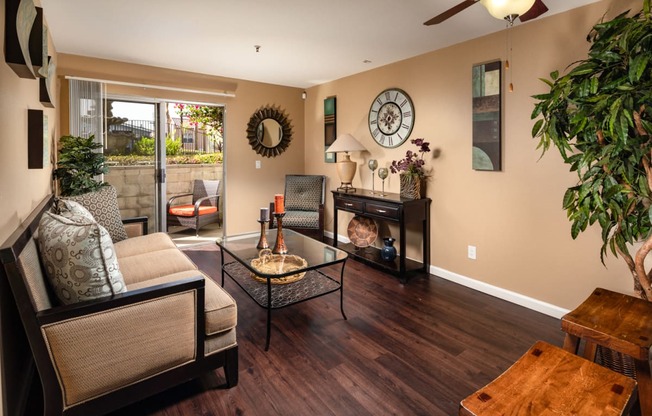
271,175,326,241
167,179,221,236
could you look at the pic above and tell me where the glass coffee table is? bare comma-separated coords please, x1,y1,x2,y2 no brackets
217,229,348,350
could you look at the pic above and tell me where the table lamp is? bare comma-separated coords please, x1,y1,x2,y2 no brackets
326,133,367,192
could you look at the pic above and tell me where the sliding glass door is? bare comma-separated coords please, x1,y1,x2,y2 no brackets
104,98,162,234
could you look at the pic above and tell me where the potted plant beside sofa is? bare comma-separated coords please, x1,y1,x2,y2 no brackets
532,0,652,301
54,134,107,196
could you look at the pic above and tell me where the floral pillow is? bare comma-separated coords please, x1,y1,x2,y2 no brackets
37,210,127,305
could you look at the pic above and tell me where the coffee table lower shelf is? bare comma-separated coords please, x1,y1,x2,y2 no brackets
221,260,346,350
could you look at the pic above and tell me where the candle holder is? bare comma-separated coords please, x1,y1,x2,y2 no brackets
368,159,378,194
378,167,389,196
272,213,287,254
256,219,269,249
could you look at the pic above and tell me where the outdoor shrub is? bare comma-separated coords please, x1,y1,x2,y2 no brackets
135,137,155,156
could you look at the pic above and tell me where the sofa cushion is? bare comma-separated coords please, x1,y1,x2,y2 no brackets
114,233,177,259
64,185,128,243
127,271,237,335
117,248,198,286
37,211,127,305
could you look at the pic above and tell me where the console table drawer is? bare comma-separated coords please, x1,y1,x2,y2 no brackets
335,198,363,212
365,203,399,220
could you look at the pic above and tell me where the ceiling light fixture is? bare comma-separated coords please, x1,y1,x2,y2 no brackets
254,45,261,53
479,0,535,24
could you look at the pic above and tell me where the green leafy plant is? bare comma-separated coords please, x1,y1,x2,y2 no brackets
54,135,108,196
532,0,652,300
135,137,155,156
134,135,183,156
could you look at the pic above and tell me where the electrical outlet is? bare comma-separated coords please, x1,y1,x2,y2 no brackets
255,160,261,169
468,245,476,260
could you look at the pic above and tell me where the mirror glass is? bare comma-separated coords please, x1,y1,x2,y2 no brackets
257,119,283,148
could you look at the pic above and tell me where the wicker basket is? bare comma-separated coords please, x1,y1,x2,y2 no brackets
250,249,308,285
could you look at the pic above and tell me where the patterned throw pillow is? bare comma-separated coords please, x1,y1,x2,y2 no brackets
64,185,128,243
285,176,324,211
37,210,127,305
53,199,95,221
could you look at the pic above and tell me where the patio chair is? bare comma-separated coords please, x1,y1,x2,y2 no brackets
167,179,221,236
270,175,326,241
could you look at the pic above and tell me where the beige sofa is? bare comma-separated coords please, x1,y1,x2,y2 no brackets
0,194,237,415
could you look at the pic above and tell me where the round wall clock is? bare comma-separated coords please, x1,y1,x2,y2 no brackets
368,88,415,148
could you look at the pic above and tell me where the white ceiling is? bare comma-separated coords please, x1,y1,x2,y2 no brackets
40,0,600,89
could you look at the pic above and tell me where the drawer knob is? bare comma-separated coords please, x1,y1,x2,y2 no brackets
377,209,387,213
345,203,353,207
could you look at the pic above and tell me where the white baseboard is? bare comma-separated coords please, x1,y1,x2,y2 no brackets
430,265,569,319
325,230,568,318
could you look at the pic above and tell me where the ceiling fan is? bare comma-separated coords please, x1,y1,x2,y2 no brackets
424,0,549,26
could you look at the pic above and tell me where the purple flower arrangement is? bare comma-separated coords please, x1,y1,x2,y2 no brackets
390,138,431,178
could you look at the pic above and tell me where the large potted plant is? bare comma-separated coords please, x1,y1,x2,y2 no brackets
54,135,108,196
532,0,652,300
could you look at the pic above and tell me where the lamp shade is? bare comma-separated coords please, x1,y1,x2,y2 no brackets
479,0,535,20
326,133,367,153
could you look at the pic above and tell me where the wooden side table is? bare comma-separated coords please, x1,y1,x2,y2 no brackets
459,341,637,415
561,288,652,416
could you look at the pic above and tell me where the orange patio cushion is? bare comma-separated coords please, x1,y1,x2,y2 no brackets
169,204,217,217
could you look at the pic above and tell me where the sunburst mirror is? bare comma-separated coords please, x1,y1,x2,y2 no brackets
246,105,293,158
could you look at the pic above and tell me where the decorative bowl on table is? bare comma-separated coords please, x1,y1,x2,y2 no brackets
347,215,378,248
250,249,308,284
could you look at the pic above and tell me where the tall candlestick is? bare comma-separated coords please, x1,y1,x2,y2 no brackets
257,219,269,249
274,194,285,214
272,213,287,254
260,207,269,222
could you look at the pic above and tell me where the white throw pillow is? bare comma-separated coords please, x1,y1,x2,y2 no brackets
38,210,127,305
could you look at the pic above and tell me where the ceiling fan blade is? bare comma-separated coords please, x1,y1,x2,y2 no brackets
424,0,479,26
519,0,549,22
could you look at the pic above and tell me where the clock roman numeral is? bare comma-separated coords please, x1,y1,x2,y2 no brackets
400,99,408,107
372,128,380,138
403,111,412,118
370,119,377,125
401,123,409,130
385,91,391,101
394,92,399,101
376,98,383,106
387,136,393,146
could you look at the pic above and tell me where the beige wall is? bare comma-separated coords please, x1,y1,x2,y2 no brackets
57,54,305,236
0,2,58,244
304,0,641,311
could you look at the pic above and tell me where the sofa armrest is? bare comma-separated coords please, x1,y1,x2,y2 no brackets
122,216,148,237
36,276,206,408
36,276,204,324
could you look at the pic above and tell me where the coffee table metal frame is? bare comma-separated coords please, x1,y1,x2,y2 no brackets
217,229,348,350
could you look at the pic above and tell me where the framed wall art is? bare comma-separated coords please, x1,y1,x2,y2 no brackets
472,60,502,171
324,96,336,163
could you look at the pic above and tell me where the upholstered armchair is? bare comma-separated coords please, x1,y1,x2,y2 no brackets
271,175,326,241
167,179,221,236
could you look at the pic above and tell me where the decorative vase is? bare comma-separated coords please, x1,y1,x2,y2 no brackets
399,174,424,199
380,237,397,262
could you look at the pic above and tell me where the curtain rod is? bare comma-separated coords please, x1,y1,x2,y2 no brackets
64,76,236,98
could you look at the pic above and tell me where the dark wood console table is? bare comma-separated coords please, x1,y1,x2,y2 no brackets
332,189,431,283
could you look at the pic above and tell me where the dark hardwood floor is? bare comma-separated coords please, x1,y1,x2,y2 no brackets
111,244,564,415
